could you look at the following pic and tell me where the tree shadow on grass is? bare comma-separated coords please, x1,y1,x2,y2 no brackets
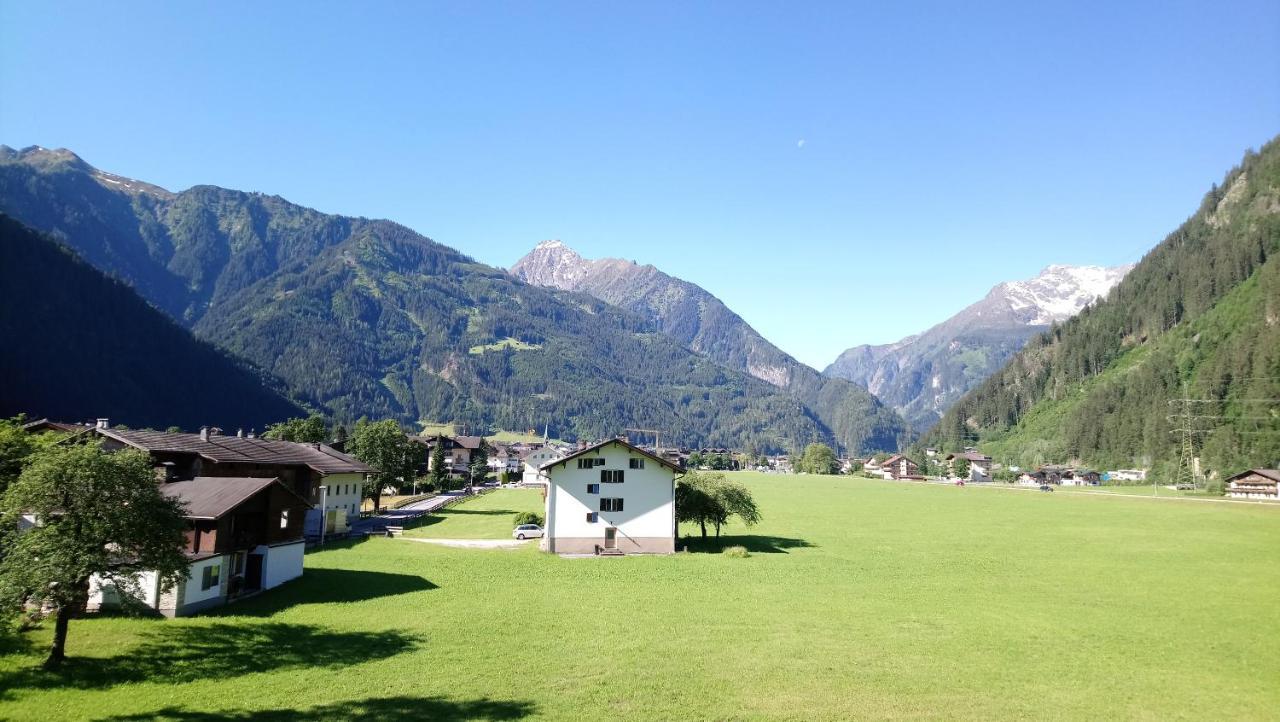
95,696,537,721
0,622,422,698
680,535,815,554
208,567,436,617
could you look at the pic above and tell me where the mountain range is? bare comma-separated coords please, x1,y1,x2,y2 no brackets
0,146,905,453
510,240,906,451
824,264,1131,431
921,137,1280,478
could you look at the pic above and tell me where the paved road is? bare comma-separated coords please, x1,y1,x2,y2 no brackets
349,491,470,535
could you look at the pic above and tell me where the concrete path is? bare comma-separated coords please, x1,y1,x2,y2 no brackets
402,537,532,549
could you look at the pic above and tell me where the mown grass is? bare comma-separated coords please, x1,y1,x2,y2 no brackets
1,472,1277,720
402,488,544,539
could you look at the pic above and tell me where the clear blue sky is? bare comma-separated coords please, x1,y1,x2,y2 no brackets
3,1,1277,368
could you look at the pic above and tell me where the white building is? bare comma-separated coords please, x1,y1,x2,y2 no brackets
521,445,564,485
540,438,681,555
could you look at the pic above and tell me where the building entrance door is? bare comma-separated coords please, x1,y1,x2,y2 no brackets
604,527,617,550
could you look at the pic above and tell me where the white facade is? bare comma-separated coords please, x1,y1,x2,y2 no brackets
521,447,563,485
542,440,678,555
262,540,306,589
307,472,364,535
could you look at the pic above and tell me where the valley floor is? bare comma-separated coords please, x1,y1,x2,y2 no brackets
1,473,1277,720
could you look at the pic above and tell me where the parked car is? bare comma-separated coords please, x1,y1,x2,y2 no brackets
513,524,544,540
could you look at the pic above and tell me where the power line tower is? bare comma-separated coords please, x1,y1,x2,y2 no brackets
1169,387,1202,490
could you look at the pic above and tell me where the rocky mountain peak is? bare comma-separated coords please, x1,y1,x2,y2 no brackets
510,240,590,290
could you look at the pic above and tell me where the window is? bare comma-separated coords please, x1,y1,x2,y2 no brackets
600,498,624,512
595,458,606,467
586,511,598,523
280,509,290,529
202,564,221,591
601,469,624,483
630,458,645,469
587,483,600,494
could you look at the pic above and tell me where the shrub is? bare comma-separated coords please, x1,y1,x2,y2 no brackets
512,511,544,527
722,545,750,558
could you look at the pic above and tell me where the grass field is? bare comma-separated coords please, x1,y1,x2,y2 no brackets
2,473,1278,720
403,488,544,539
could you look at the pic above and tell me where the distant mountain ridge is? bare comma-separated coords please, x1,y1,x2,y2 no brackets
510,240,908,449
920,138,1280,478
0,146,904,452
825,263,1132,431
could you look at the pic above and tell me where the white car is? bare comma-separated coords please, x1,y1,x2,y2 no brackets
513,524,544,540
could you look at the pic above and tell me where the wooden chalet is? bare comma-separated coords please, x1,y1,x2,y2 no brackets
1225,469,1280,501
90,476,313,617
91,425,372,536
880,454,922,480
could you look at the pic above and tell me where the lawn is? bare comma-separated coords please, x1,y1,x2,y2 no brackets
2,473,1278,720
403,488,544,539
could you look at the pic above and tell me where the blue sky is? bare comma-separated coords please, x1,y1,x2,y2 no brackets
2,1,1277,368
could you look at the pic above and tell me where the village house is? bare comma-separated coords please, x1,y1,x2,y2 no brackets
417,434,487,479
1224,469,1280,501
540,437,682,555
88,475,312,617
90,422,372,536
520,444,564,485
946,451,993,481
880,454,922,480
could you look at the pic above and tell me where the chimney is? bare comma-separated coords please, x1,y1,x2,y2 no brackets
96,418,109,429
236,428,244,438
247,428,256,439
200,426,209,441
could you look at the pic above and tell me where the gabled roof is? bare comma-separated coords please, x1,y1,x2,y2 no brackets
453,435,484,450
947,451,992,462
1226,468,1280,483
22,418,88,434
94,428,373,475
541,438,683,473
161,476,311,520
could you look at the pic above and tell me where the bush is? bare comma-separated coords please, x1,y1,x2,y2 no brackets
512,511,544,527
722,545,750,558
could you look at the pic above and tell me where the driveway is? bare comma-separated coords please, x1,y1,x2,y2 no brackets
349,491,469,535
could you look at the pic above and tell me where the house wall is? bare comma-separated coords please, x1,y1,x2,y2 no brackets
178,554,229,615
262,540,306,589
321,472,364,529
87,570,161,611
544,442,675,554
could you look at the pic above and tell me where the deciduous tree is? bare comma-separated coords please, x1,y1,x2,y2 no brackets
0,443,188,669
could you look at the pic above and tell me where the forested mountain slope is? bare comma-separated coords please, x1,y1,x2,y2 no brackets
0,147,903,451
511,240,908,447
921,139,1280,479
0,214,305,430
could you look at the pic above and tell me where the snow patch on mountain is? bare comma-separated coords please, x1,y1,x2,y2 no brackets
998,264,1133,325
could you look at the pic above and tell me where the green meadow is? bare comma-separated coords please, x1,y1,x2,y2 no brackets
2,473,1277,720
404,488,544,539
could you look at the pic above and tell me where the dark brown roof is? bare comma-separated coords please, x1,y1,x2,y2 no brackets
453,436,484,450
161,476,310,520
22,418,88,433
541,438,683,473
947,451,992,462
96,428,373,475
1226,469,1280,483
